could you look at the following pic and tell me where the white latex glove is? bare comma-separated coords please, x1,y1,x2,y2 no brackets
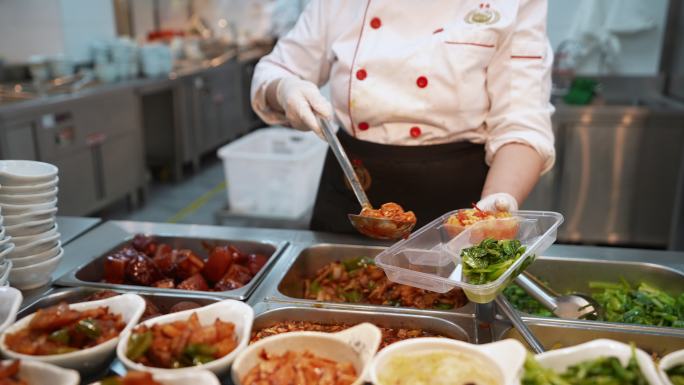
276,77,333,138
476,192,519,213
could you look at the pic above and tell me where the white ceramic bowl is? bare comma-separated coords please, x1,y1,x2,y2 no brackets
0,287,22,334
0,243,15,262
0,188,58,205
0,260,11,286
0,294,146,373
8,249,63,289
1,198,58,215
3,208,58,226
0,177,59,194
118,299,254,376
0,161,58,185
531,339,662,385
10,225,58,247
10,243,61,268
0,359,80,385
369,338,525,385
658,349,684,385
232,323,382,385
89,370,220,385
10,232,60,259
4,218,56,237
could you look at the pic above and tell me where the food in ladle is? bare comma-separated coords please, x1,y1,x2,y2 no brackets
360,202,416,224
4,302,125,355
445,206,516,240
666,364,684,385
522,346,647,385
103,234,268,292
461,238,528,285
250,321,450,349
126,312,237,368
241,350,357,385
0,361,27,385
304,256,467,310
378,350,500,385
100,372,163,385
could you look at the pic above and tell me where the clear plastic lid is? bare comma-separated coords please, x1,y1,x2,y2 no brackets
374,210,564,303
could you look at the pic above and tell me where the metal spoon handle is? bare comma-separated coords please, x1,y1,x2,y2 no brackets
318,117,372,209
495,295,545,354
515,273,559,311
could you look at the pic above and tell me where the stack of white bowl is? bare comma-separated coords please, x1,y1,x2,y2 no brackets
0,206,12,286
0,161,61,290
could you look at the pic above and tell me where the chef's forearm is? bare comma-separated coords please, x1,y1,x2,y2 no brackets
481,143,543,205
265,79,285,113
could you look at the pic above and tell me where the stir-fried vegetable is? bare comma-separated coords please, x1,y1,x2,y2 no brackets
461,238,528,285
522,345,648,385
667,364,684,385
503,284,554,317
590,279,684,327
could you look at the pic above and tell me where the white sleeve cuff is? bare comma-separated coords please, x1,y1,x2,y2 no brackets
485,130,556,175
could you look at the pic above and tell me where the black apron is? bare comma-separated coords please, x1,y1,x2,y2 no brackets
310,129,489,234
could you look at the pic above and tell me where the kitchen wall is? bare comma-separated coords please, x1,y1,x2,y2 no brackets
0,0,116,64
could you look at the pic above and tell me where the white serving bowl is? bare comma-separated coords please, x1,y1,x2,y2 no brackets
0,188,58,205
89,370,220,385
0,161,58,185
1,198,58,215
8,249,63,289
232,323,382,385
0,359,80,385
1,294,146,373
10,232,60,259
0,260,11,286
0,243,15,262
0,287,22,334
12,245,62,268
3,208,58,226
369,338,525,385
10,225,58,247
658,349,684,385
118,299,254,376
531,339,662,385
4,218,56,237
0,177,59,194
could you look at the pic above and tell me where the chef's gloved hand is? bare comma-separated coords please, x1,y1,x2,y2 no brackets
477,192,519,213
276,77,333,138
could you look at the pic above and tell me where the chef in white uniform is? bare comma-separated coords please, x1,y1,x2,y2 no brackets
251,0,555,233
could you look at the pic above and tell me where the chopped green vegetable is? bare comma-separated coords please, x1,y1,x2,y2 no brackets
48,328,71,345
522,345,648,385
342,290,362,303
309,280,321,295
503,284,554,317
590,280,684,327
182,343,217,366
432,302,453,310
342,256,374,272
461,238,529,285
667,364,684,385
75,318,101,339
126,331,153,361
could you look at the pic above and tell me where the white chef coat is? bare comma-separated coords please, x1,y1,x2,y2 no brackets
251,0,556,172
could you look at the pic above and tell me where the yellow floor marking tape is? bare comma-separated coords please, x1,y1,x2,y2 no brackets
167,181,227,223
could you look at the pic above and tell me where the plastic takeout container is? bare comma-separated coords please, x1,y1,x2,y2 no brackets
375,210,564,303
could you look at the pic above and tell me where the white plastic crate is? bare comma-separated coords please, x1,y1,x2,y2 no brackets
217,127,327,219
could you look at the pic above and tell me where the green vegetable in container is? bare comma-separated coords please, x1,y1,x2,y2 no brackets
182,343,217,366
126,331,153,361
342,290,362,303
75,318,101,339
48,328,71,345
342,256,374,272
522,344,648,385
667,364,684,385
461,238,529,285
503,284,554,317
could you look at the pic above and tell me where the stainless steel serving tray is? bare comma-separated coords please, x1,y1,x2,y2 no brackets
251,305,473,343
263,243,477,318
494,317,684,356
56,221,289,301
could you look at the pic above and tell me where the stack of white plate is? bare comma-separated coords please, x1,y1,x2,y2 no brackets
0,206,12,286
0,160,62,290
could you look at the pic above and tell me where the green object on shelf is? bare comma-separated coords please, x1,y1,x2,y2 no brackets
563,78,598,105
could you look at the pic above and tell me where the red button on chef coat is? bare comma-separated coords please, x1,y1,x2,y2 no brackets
356,69,367,80
358,122,369,131
410,126,422,138
370,17,382,29
416,76,428,88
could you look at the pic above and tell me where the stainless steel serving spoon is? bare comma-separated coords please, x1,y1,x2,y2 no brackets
514,271,603,320
318,117,416,240
495,295,545,353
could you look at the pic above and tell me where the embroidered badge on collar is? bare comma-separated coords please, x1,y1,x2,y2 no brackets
465,2,500,25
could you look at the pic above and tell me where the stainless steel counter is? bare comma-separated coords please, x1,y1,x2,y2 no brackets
56,216,102,246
